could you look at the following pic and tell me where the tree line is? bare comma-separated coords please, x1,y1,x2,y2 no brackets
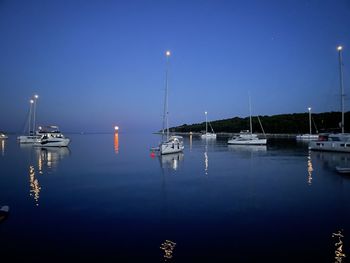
170,111,350,134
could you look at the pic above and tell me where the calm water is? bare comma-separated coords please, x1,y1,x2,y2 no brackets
1,133,350,262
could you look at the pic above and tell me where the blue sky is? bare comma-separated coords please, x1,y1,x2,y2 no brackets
0,0,349,133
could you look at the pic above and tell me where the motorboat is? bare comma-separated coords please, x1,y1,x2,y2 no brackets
36,126,70,147
228,130,267,145
0,133,8,139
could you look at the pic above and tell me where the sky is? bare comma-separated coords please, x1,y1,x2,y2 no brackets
0,0,349,133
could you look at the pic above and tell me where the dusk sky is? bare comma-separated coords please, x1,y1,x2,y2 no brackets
0,0,349,133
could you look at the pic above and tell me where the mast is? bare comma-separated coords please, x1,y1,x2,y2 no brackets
308,107,312,134
249,95,252,134
337,46,345,133
162,50,171,141
28,99,34,135
205,111,208,134
33,94,39,134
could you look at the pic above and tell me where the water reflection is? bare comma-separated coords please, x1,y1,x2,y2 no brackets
204,144,208,175
228,145,267,159
332,230,346,262
307,150,313,185
189,133,192,151
35,147,70,173
160,240,176,261
311,151,350,172
114,133,119,155
0,140,4,156
160,153,184,171
29,165,41,206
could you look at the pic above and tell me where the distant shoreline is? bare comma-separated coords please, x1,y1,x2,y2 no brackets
153,132,299,139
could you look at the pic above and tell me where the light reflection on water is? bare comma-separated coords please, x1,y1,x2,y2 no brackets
1,134,350,262
332,230,346,263
1,139,5,156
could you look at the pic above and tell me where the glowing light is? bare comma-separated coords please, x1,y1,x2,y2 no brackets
166,50,171,57
337,46,343,51
308,107,311,111
205,111,207,115
30,99,34,104
114,126,119,131
34,94,39,99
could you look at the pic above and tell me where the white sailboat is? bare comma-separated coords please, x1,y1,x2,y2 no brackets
201,111,217,139
159,50,184,155
17,95,41,144
296,107,319,140
228,96,267,145
309,46,350,152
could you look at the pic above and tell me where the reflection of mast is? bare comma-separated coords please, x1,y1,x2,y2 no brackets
189,132,192,151
1,140,4,156
29,165,41,206
114,133,119,154
307,150,313,185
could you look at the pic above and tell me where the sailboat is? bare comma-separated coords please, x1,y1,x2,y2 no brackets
309,45,350,152
296,107,319,140
17,95,41,144
159,51,184,155
227,96,267,145
201,111,217,139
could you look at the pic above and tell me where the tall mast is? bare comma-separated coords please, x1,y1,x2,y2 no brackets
337,46,345,133
249,94,252,134
29,99,34,135
33,94,39,134
308,107,312,134
162,50,171,141
205,111,208,134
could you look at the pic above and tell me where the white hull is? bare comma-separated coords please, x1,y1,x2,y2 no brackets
296,134,319,140
0,133,8,139
39,138,70,147
309,141,350,153
228,138,267,145
17,135,41,144
201,133,217,139
160,142,184,155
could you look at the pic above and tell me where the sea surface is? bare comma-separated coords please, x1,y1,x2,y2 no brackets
0,133,350,262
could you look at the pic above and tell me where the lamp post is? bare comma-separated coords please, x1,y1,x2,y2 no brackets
337,46,344,133
308,107,312,135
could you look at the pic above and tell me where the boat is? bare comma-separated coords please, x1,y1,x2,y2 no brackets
309,46,349,152
158,51,184,155
17,95,41,144
36,126,70,147
0,133,8,139
335,166,350,174
0,205,9,223
228,96,267,145
201,111,217,139
296,107,319,140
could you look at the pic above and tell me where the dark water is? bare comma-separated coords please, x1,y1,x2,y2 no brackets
0,134,350,262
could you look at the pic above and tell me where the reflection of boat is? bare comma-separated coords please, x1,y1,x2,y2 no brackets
158,51,184,155
36,126,70,147
36,147,70,170
228,144,267,153
228,96,266,145
311,151,350,173
309,46,348,152
201,111,216,139
335,166,350,174
160,152,184,170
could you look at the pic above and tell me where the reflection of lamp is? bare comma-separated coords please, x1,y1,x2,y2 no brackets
114,133,119,154
307,151,313,185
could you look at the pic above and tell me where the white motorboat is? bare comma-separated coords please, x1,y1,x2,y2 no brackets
228,96,267,145
0,133,8,139
158,51,184,155
228,130,267,145
18,95,41,144
36,126,70,147
201,111,217,139
309,46,348,152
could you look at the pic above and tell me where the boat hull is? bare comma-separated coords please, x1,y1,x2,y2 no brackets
296,134,319,140
17,135,41,144
201,133,217,139
39,138,70,147
309,141,350,153
160,142,184,155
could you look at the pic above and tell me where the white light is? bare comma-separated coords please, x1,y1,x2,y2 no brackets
114,126,119,131
337,46,343,51
166,50,171,57
205,111,207,115
308,107,311,111
34,94,39,99
30,99,34,104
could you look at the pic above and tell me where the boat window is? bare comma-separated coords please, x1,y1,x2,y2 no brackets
341,144,345,147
